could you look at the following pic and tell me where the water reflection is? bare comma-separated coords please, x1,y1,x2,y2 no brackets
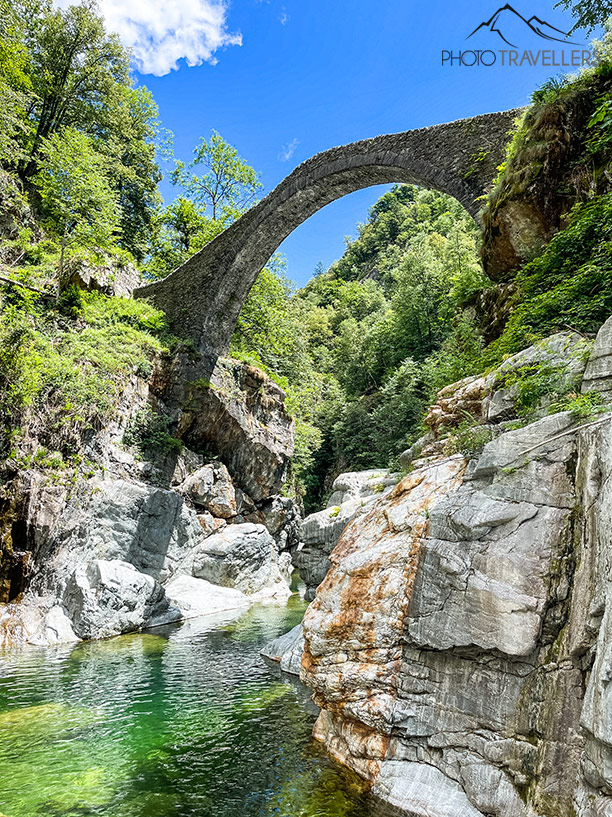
0,595,389,817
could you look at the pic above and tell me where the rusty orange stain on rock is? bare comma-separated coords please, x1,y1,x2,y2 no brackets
301,454,468,785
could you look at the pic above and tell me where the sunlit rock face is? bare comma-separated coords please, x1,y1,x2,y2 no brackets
301,422,579,816
155,356,295,503
295,469,397,601
0,355,298,647
300,322,612,817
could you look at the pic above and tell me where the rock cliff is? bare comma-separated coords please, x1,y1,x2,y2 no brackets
481,72,612,281
268,319,612,817
0,352,299,646
295,469,397,600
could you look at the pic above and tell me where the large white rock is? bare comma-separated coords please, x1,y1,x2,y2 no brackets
55,477,207,584
163,575,250,621
190,523,290,597
301,408,590,817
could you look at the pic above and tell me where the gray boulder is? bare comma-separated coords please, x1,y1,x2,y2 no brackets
300,499,363,547
63,559,173,640
261,624,304,675
244,494,301,552
178,462,237,519
326,469,395,507
162,357,295,502
163,575,250,621
54,477,206,584
582,315,612,401
295,500,362,600
483,331,591,423
191,523,290,597
296,469,397,599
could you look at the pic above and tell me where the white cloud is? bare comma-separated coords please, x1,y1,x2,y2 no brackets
56,0,242,76
279,137,298,161
279,8,288,25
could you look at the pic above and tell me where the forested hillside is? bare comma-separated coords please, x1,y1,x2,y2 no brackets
3,0,612,513
231,187,490,508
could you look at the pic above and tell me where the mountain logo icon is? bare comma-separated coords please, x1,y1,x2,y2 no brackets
467,4,581,47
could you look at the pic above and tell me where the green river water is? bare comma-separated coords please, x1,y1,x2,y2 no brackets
0,592,395,817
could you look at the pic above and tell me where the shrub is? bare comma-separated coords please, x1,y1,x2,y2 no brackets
123,408,182,458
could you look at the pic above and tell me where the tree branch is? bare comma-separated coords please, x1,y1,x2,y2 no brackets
0,270,56,298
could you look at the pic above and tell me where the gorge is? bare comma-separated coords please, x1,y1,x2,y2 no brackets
3,4,612,815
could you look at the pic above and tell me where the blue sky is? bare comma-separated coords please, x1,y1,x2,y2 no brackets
128,0,594,286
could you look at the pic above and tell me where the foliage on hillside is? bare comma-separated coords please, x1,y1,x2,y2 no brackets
481,28,612,279
230,186,489,508
0,0,259,286
0,0,162,263
485,194,612,363
0,284,174,465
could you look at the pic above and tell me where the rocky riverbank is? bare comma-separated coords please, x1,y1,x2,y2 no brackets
267,318,612,817
0,351,301,647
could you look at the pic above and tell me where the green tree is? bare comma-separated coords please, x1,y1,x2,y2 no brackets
34,128,119,287
0,0,162,262
0,0,34,167
15,0,129,179
231,257,304,373
147,197,226,279
555,0,612,33
172,130,262,222
99,85,162,260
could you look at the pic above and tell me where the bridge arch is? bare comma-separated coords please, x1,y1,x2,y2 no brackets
135,109,518,369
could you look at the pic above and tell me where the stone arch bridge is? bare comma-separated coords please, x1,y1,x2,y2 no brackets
135,108,519,368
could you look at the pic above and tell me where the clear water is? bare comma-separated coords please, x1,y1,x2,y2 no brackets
0,593,392,817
